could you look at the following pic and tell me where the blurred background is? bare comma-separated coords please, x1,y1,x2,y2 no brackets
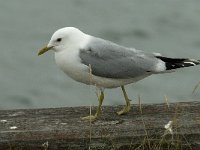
0,0,200,110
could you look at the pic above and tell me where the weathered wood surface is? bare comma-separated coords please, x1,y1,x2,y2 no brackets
0,101,200,150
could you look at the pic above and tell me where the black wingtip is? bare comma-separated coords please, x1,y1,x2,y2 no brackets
156,56,200,70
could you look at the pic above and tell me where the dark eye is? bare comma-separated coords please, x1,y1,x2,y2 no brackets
56,38,62,42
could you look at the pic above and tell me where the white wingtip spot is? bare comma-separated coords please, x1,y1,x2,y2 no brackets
184,62,196,66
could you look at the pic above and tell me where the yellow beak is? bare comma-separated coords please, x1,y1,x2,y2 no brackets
38,46,53,56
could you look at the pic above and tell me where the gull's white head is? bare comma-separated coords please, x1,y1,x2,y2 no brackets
38,27,86,55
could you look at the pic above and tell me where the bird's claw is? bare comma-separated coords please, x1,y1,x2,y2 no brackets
117,104,131,115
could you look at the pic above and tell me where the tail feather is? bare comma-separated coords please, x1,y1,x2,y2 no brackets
156,56,200,70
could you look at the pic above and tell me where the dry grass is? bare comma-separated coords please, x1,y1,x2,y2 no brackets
131,96,193,150
192,81,200,94
85,95,195,150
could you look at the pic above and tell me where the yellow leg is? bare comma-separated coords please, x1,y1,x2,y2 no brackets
117,86,131,115
81,91,104,121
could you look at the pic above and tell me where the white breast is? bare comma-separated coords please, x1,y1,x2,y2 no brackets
55,48,90,83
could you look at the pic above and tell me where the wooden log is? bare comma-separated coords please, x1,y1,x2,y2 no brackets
0,101,200,150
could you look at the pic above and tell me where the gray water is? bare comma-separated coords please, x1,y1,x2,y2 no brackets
0,0,200,110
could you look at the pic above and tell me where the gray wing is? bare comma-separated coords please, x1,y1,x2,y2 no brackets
79,37,161,79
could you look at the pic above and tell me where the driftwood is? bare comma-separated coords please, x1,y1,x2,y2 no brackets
0,101,200,150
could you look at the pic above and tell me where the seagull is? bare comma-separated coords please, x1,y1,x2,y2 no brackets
38,27,200,121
